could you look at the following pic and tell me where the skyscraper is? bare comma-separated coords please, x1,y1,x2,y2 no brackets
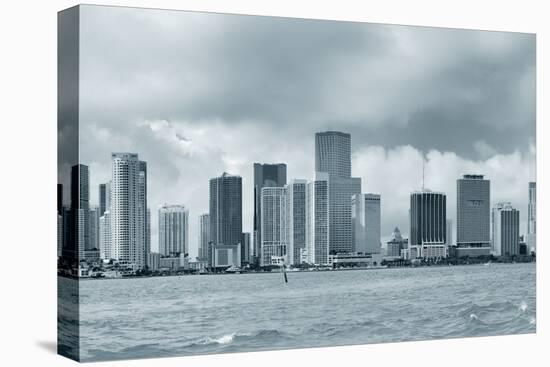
315,131,361,254
527,182,536,253
99,210,112,260
210,172,243,262
306,172,330,265
409,190,447,259
110,153,148,269
352,193,381,254
88,206,100,250
71,164,89,260
241,232,251,264
158,204,189,257
456,174,491,257
285,179,307,265
57,183,63,215
198,213,210,261
253,163,287,264
492,202,520,257
315,131,351,178
99,182,110,217
260,187,287,266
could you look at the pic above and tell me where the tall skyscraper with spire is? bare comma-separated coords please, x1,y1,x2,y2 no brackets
315,131,361,254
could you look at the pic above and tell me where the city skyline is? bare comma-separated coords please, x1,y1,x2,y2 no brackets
73,135,535,261
73,7,535,259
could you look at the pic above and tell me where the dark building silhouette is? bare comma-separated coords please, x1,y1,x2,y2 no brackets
410,190,447,259
210,172,243,263
99,183,108,216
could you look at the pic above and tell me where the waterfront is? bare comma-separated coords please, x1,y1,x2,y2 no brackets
64,263,535,361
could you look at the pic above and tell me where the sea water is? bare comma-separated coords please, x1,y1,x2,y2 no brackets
60,262,536,361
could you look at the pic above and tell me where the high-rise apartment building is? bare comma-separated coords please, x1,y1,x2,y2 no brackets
110,153,148,269
99,210,112,260
158,204,189,257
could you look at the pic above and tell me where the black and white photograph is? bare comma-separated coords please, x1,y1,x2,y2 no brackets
53,2,537,364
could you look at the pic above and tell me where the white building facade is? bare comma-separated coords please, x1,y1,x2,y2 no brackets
110,153,148,269
306,173,330,265
158,204,189,257
260,187,287,266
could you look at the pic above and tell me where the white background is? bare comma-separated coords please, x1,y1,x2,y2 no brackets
0,0,547,366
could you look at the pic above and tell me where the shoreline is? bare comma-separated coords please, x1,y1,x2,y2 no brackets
61,261,535,281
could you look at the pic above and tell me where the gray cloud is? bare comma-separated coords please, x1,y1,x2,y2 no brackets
78,5,536,257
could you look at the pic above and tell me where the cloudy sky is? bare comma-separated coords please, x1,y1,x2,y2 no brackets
78,5,535,257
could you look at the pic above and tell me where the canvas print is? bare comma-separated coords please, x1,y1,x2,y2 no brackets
57,5,536,362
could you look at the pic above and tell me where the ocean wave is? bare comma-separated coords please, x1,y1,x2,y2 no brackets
191,329,291,349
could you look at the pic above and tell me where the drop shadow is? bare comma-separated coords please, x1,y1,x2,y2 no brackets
36,340,57,354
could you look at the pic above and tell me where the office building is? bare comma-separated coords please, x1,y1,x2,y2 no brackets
261,187,287,266
71,164,89,260
410,190,447,259
315,131,361,254
492,202,520,257
253,163,287,264
315,131,351,178
99,182,110,217
285,179,307,265
306,173,330,265
241,232,251,264
88,206,100,250
456,174,491,257
198,213,210,261
210,172,243,262
110,153,148,269
158,204,189,257
352,193,381,254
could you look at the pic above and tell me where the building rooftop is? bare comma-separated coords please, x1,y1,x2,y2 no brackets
461,174,485,180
